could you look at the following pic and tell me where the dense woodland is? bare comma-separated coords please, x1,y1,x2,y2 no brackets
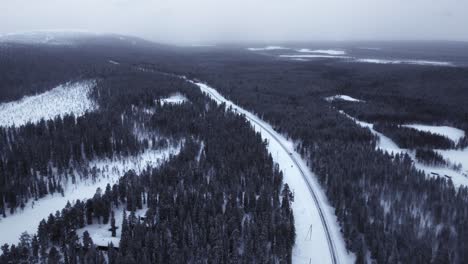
373,123,456,150
0,63,295,263
178,57,468,263
2,39,468,263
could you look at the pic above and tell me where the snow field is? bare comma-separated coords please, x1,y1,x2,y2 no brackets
160,93,188,105
77,207,149,247
189,79,354,264
353,58,454,66
247,46,290,51
401,124,465,144
340,111,468,187
280,54,350,59
251,45,453,66
0,145,182,246
325,95,365,103
0,80,97,127
296,49,346,55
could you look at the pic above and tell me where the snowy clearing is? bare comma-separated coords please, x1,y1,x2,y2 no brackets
186,78,353,264
401,124,465,143
135,93,189,115
160,93,188,105
353,58,453,67
435,148,468,174
77,206,148,247
0,145,181,246
247,46,290,51
0,80,97,127
296,49,346,55
325,95,365,103
280,54,350,59
340,111,468,187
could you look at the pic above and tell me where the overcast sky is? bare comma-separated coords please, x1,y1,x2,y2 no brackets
1,0,467,44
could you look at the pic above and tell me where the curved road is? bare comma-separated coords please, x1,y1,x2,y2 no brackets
191,80,340,264
132,64,343,263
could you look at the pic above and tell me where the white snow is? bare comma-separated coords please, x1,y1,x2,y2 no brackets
186,78,353,264
0,81,97,127
0,30,99,45
160,93,188,105
353,58,453,67
0,145,181,246
358,47,382,51
296,49,346,55
280,54,350,59
279,54,454,67
435,148,468,174
247,46,290,51
325,95,365,103
401,124,465,144
108,60,120,65
340,111,468,187
77,206,148,247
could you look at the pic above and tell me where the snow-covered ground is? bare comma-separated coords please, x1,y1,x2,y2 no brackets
296,49,346,55
401,124,465,144
280,54,350,59
135,93,189,115
325,95,364,103
353,58,454,67
247,46,290,51
0,145,181,246
186,78,353,264
160,93,188,105
0,81,97,127
77,206,148,247
340,111,468,187
108,60,120,65
0,30,99,45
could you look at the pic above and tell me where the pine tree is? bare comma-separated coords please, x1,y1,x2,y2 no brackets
110,210,117,237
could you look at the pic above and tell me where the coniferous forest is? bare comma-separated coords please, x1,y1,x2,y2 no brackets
0,60,295,263
176,56,468,263
1,38,468,264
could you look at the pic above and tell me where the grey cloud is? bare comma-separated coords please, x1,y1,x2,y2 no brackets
1,0,467,44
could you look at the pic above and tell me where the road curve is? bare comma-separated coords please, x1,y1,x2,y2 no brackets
131,64,343,263
190,80,340,264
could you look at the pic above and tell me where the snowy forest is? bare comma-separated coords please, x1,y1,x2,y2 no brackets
1,37,468,264
182,57,468,263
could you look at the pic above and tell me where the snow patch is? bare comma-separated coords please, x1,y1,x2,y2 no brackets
280,54,350,59
247,46,290,51
340,111,468,187
0,81,97,127
0,30,99,45
401,124,465,144
353,58,453,67
326,95,365,103
296,49,346,55
160,93,188,105
0,145,181,246
108,60,120,65
77,207,148,247
358,47,382,51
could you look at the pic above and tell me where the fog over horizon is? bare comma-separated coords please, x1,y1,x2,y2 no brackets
1,0,468,44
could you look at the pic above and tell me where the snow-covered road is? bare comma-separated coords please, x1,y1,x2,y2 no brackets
186,79,352,264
